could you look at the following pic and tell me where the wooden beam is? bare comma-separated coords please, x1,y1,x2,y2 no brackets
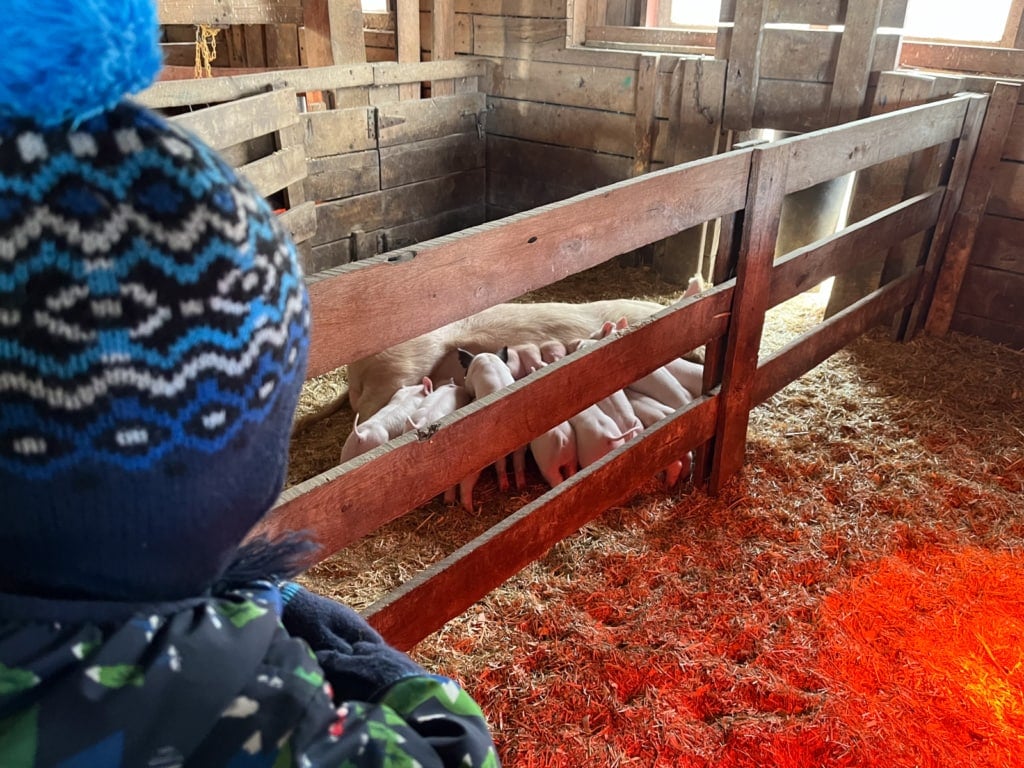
709,145,788,492
169,89,298,151
396,0,422,99
631,54,661,176
899,42,1024,78
926,82,1021,336
158,0,304,25
826,0,884,125
722,0,769,131
431,0,456,96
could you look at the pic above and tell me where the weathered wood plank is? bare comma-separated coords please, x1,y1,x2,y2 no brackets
632,54,661,176
472,16,567,59
926,83,1019,336
901,93,989,338
158,0,304,24
987,158,1024,219
954,264,1024,328
278,201,318,243
722,0,769,131
771,190,944,308
305,150,381,201
169,89,298,151
396,0,422,99
377,92,485,146
708,145,788,492
380,132,485,188
767,0,906,26
755,272,919,405
303,107,377,157
305,151,751,375
490,58,637,115
966,214,1024,273
237,144,307,197
487,97,671,161
780,94,972,195
752,78,832,132
899,42,1024,79
827,0,884,125
950,310,1024,350
1003,106,1024,162
488,135,631,191
257,289,732,570
379,203,487,251
431,0,457,96
138,59,491,108
758,29,900,84
312,169,486,246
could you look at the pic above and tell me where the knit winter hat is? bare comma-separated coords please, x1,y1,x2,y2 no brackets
0,1,310,600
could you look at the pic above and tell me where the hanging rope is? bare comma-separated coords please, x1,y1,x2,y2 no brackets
194,24,221,79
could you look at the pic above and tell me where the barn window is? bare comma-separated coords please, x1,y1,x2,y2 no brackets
902,0,1017,44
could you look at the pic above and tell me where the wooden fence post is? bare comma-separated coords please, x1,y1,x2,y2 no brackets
709,145,788,493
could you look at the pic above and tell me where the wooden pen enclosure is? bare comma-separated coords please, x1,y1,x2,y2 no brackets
146,0,1024,651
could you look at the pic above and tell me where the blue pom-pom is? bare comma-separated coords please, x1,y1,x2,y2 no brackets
0,0,163,127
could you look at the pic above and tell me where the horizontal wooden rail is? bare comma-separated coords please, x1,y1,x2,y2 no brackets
169,89,298,151
367,395,721,651
254,287,733,560
305,151,751,377
777,94,973,195
769,189,944,308
754,270,920,406
137,59,495,109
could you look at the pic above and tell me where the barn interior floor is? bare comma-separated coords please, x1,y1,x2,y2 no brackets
290,262,1024,767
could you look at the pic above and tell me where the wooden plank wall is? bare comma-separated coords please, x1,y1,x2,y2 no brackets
826,57,1024,349
886,51,1024,349
717,0,909,132
139,59,494,275
248,94,982,650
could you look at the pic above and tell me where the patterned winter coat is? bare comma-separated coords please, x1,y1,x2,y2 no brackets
0,581,500,767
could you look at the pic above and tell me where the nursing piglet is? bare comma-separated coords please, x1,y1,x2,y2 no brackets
457,348,527,511
624,391,692,488
407,378,471,504
339,379,431,463
570,403,641,468
574,338,644,437
505,343,545,380
530,420,578,489
540,340,568,364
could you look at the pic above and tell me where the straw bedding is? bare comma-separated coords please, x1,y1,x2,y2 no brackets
287,262,1024,767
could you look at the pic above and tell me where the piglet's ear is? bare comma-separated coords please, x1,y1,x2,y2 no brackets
457,348,474,370
422,376,434,394
600,321,615,338
615,316,629,331
498,346,509,363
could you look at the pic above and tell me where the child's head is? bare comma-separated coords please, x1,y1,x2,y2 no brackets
0,0,310,600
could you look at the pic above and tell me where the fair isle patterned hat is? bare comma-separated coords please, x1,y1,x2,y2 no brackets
0,0,310,599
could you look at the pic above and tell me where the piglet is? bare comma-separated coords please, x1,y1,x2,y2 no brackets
623,391,692,489
339,378,431,464
407,378,471,504
569,403,641,469
574,337,644,437
539,340,568,364
530,420,578,489
457,348,527,511
505,343,545,380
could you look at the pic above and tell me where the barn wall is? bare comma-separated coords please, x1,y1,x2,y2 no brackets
139,60,492,274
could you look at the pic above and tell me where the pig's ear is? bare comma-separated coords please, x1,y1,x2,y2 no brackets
600,321,614,338
498,346,509,363
615,316,629,331
457,348,474,370
422,376,434,393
